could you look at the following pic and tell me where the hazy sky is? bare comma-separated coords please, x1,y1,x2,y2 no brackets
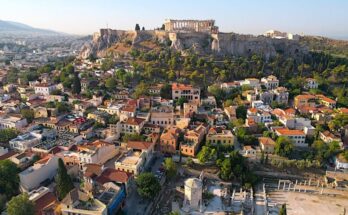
1,0,348,39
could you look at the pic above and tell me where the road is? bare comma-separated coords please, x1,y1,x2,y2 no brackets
122,155,164,215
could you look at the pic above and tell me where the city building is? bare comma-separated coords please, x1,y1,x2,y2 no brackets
60,188,107,215
261,75,279,90
119,117,145,134
34,83,57,95
160,126,181,154
28,186,59,215
274,128,306,147
258,137,276,154
206,126,235,146
172,83,200,104
305,78,319,89
0,114,27,130
150,106,174,127
115,141,154,175
78,140,119,165
19,155,59,191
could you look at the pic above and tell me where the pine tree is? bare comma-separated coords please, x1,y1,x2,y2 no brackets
135,24,140,31
72,72,81,94
7,193,35,215
56,158,74,200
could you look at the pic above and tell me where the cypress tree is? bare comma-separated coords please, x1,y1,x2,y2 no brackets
72,72,81,94
56,158,74,200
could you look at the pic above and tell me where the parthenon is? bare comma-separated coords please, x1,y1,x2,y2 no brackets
164,19,219,33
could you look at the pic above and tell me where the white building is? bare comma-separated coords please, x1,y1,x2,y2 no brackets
9,132,42,151
115,141,155,175
19,155,59,191
275,128,306,147
150,106,174,127
119,117,145,134
78,140,119,165
335,153,348,169
34,83,57,95
247,108,272,123
305,78,319,89
261,75,279,90
0,114,27,130
239,78,261,89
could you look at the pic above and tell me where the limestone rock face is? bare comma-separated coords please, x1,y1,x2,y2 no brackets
79,28,308,60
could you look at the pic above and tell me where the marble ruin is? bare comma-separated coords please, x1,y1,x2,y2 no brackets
183,177,203,212
164,19,219,33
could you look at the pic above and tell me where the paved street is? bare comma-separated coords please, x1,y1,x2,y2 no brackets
122,155,164,215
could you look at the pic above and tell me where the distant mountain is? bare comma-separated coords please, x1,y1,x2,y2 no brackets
0,20,65,36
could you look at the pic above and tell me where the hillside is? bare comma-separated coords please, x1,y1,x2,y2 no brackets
0,20,63,36
79,29,308,60
300,36,348,58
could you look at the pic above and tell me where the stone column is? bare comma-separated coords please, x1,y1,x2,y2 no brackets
278,180,281,190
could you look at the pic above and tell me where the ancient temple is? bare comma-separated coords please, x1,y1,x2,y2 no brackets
164,19,219,33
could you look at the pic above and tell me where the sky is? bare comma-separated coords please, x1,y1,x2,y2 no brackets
1,0,348,39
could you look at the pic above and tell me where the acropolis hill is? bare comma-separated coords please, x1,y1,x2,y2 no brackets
79,19,308,59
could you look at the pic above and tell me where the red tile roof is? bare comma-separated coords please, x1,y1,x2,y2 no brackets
127,141,153,150
33,192,58,215
275,128,305,136
259,137,276,146
96,168,131,184
125,117,145,125
172,83,196,90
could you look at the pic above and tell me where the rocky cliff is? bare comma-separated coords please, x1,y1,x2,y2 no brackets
79,29,308,59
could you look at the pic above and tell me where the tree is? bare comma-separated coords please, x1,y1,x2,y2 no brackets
56,158,74,200
101,58,114,71
135,23,140,31
0,194,6,212
163,158,177,179
7,193,35,215
236,105,247,120
260,151,265,164
142,26,145,31
122,133,145,142
160,83,172,99
105,77,117,90
176,97,188,107
275,136,294,158
133,82,149,98
279,203,287,215
20,109,34,123
0,128,18,143
0,160,19,198
72,72,81,94
160,24,165,30
135,172,160,199
197,146,217,163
